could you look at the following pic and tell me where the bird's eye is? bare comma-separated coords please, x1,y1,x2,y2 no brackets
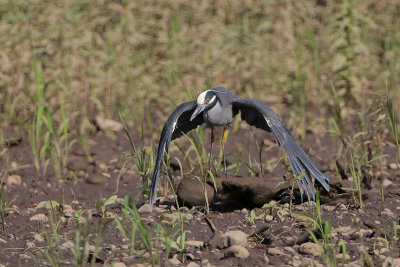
205,99,210,104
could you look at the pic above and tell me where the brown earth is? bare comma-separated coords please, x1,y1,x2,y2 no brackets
0,118,399,266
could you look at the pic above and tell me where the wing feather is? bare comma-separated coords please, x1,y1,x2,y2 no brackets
232,98,330,201
149,101,204,206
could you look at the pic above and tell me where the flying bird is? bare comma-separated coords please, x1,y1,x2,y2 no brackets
148,87,330,207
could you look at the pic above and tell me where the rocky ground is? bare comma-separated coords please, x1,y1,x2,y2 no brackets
0,120,400,267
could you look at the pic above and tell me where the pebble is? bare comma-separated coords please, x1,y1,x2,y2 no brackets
185,240,204,249
138,204,152,214
30,214,49,223
112,263,126,267
19,254,31,260
382,178,393,187
6,174,21,187
86,174,108,185
389,163,399,169
222,230,248,247
265,214,274,222
267,247,287,256
299,242,321,256
382,257,400,267
224,245,249,259
186,262,200,267
283,246,296,254
381,208,395,219
26,241,35,249
95,115,123,132
61,241,75,249
168,258,181,265
336,253,350,261
335,225,352,234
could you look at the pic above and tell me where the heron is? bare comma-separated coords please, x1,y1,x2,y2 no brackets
148,87,330,207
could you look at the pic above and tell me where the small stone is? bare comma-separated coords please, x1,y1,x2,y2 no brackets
186,262,200,267
26,241,35,249
185,240,204,249
264,256,270,264
335,226,352,234
265,214,273,222
138,204,153,214
302,257,323,267
112,263,126,267
19,254,31,260
224,245,249,259
78,216,86,224
168,258,181,265
267,247,287,256
381,208,395,219
67,158,90,171
222,230,248,248
382,178,393,187
6,174,21,187
299,242,321,256
95,115,123,132
336,253,350,261
389,163,399,169
61,241,75,249
30,214,48,223
86,174,108,185
382,257,400,267
283,246,296,254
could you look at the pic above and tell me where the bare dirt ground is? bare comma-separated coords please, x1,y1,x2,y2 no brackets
1,116,399,266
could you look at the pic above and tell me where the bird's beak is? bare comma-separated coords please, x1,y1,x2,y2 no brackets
190,104,205,121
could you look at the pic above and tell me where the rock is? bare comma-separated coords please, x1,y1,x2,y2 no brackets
95,115,123,132
67,158,90,171
224,245,249,259
168,258,181,265
185,240,204,249
138,204,153,214
382,178,393,187
26,241,35,249
222,230,248,248
30,214,49,223
336,253,350,261
389,163,399,169
283,246,296,254
381,208,395,219
61,241,75,249
112,263,126,267
86,174,108,185
302,257,323,267
177,177,215,207
186,262,200,267
219,177,290,206
265,214,274,222
382,257,400,267
19,254,31,260
335,225,352,234
267,247,287,256
6,174,21,187
299,242,321,256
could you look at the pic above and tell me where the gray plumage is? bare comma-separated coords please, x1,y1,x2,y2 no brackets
148,86,330,207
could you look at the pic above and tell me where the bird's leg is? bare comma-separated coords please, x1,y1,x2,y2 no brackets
209,127,218,176
221,127,228,178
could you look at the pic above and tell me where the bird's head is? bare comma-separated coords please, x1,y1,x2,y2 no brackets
190,90,217,121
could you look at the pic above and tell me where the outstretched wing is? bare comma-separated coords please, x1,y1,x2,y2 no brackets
149,101,205,207
232,98,330,201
